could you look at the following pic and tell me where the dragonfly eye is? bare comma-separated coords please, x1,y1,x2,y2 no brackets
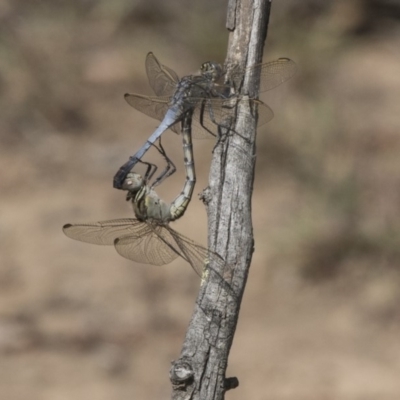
201,62,223,81
200,62,209,72
122,172,144,192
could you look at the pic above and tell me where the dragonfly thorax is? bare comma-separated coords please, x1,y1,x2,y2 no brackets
171,77,211,109
131,185,172,223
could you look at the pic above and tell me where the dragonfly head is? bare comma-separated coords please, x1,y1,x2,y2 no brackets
122,172,145,193
201,61,223,82
123,172,146,203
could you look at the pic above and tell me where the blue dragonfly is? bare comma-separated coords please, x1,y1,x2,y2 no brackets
114,52,296,188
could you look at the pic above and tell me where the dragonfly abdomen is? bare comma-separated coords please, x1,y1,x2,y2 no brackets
169,111,196,221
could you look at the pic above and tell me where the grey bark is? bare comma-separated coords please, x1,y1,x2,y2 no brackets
170,1,271,399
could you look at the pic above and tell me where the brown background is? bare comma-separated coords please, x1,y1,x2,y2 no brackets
1,1,400,399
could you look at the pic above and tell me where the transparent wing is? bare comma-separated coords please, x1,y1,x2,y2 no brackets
124,93,180,134
145,52,179,97
164,228,238,300
190,97,274,138
230,98,274,128
69,216,227,281
115,220,219,275
230,58,297,93
164,226,225,277
115,224,181,266
125,93,274,138
124,93,228,138
62,219,146,246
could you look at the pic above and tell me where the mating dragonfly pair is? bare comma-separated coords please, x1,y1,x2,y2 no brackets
63,52,296,276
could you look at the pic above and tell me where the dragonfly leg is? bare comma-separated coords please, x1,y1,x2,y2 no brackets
199,99,248,143
198,100,216,138
141,160,158,183
211,124,228,153
150,138,177,188
218,101,253,144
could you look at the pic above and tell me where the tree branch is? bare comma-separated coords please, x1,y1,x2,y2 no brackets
170,1,271,399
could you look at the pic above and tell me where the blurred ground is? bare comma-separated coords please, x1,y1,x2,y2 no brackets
1,0,400,399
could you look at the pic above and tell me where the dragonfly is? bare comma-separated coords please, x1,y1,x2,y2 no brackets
63,176,216,276
63,112,220,276
113,52,296,189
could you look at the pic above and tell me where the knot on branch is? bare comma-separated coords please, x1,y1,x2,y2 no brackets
199,186,211,205
170,358,194,388
223,376,239,391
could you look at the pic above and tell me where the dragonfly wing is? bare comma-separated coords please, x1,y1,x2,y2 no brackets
165,226,226,277
258,58,297,92
124,93,179,133
145,52,179,97
189,98,237,138
165,227,238,299
230,58,297,93
62,219,144,246
189,101,225,139
115,224,180,266
248,99,274,126
190,97,274,138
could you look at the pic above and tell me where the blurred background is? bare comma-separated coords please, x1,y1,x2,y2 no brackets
1,0,400,399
